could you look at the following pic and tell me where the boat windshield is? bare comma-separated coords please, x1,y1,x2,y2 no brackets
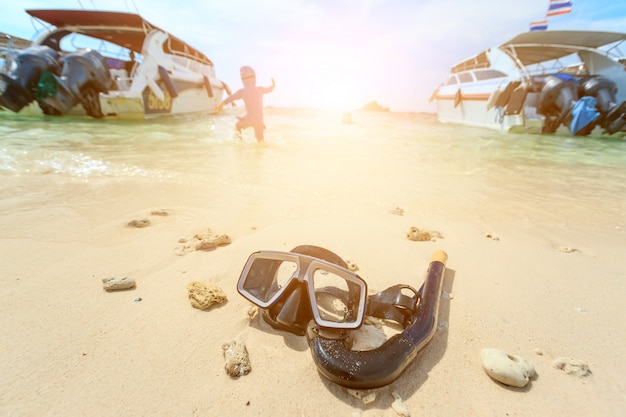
57,32,138,63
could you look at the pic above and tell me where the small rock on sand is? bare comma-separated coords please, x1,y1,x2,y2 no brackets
102,276,136,291
485,233,500,241
127,219,151,228
222,340,251,377
186,281,227,310
556,246,579,253
389,206,404,216
480,348,536,387
347,389,376,405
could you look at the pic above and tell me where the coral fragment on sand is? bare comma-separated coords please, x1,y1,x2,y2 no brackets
102,276,136,291
552,357,591,377
174,228,232,255
186,281,227,310
344,259,359,271
406,226,443,242
127,219,151,228
222,340,251,377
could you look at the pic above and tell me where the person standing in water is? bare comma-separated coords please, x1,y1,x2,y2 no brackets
216,66,275,142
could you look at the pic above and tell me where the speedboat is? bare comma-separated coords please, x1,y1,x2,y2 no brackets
0,9,228,119
432,31,626,136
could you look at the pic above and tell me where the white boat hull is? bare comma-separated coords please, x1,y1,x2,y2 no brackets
0,9,227,120
434,30,626,136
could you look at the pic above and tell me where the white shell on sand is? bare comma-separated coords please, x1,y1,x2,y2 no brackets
480,348,536,388
102,276,136,291
391,392,410,417
350,324,388,351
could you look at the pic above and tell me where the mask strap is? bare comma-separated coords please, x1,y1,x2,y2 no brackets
365,284,420,328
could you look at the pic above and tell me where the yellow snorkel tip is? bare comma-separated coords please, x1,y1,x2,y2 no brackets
431,250,448,265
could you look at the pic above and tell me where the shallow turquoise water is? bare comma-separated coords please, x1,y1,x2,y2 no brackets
1,108,625,231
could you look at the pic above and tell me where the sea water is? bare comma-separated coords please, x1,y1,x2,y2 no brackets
1,108,625,237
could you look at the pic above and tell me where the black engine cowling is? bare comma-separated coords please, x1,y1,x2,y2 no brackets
579,75,626,134
36,49,112,118
538,74,578,133
0,45,61,113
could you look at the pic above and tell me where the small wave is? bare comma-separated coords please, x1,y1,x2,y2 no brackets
0,148,169,178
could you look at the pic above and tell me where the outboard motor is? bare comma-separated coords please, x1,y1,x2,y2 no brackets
538,74,579,133
36,49,112,118
579,75,626,135
0,45,61,113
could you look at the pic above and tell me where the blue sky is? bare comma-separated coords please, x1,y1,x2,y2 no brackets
2,0,626,112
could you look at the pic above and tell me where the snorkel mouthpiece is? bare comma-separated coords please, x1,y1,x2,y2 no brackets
306,250,448,389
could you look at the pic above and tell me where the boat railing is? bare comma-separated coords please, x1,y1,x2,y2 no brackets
163,37,213,68
600,39,626,63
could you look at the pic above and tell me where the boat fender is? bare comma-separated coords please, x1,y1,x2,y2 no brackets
486,88,501,111
158,65,178,98
454,89,462,108
203,75,213,98
494,81,520,108
505,85,529,116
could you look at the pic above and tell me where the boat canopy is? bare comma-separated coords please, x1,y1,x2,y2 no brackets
26,9,213,66
501,31,626,66
451,30,626,73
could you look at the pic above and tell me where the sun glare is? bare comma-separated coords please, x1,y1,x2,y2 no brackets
288,46,372,111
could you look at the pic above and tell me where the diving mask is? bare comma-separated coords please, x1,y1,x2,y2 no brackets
237,245,367,335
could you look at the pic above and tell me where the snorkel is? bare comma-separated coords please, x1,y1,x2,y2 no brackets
306,250,448,389
237,245,449,389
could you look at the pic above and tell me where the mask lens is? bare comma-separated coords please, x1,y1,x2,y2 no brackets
311,267,362,326
241,257,298,304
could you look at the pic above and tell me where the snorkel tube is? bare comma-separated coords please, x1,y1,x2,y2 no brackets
306,250,448,389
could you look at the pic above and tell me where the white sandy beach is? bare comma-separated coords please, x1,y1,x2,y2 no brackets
1,110,625,416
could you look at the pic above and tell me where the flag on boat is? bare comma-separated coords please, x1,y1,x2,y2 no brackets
547,0,573,17
530,20,549,31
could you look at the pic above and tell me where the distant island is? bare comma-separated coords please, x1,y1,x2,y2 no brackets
362,101,390,112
